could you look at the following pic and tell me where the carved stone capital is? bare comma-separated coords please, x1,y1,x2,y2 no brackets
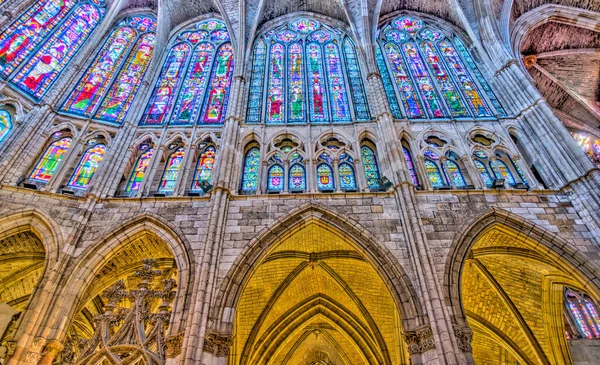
24,337,46,364
42,340,64,357
453,325,473,352
165,331,185,359
404,325,436,354
203,331,231,358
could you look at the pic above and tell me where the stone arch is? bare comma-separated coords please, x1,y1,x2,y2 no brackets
52,213,194,341
444,208,600,363
211,203,425,335
445,208,600,324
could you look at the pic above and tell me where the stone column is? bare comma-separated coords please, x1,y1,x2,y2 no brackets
37,340,63,365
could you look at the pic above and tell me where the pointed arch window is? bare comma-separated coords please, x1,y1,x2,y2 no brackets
339,162,357,191
494,159,516,185
267,164,284,192
317,164,334,191
159,147,185,193
68,143,106,189
424,150,445,188
473,154,493,187
402,141,419,186
3,0,106,100
140,19,234,126
361,145,381,189
247,18,370,124
289,163,306,192
445,152,466,187
0,109,12,143
125,147,153,193
241,147,260,193
29,136,72,182
191,145,216,192
376,16,503,120
61,16,156,124
564,289,600,339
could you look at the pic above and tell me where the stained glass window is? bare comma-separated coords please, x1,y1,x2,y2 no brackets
0,109,12,142
126,149,153,192
247,39,266,123
140,19,233,126
317,164,334,191
425,159,444,188
30,137,71,182
159,147,185,193
339,163,357,191
565,289,600,339
68,143,106,189
241,147,260,192
12,3,104,99
0,0,77,77
495,160,515,185
446,160,466,187
474,160,493,187
361,146,381,189
343,39,370,121
267,164,284,192
62,16,156,124
402,146,419,186
377,16,506,119
289,164,306,191
248,18,368,124
376,44,402,119
191,146,215,192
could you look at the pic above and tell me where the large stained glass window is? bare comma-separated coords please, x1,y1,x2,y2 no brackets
289,164,306,191
0,109,12,142
241,147,260,193
141,19,234,126
361,146,381,189
376,16,503,120
7,1,106,100
191,146,216,192
247,18,370,124
126,148,153,192
68,143,106,189
565,289,600,339
267,164,284,192
159,147,185,193
62,16,156,124
30,136,72,182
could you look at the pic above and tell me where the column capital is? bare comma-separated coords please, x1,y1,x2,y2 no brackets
202,331,232,358
165,331,185,359
453,325,473,352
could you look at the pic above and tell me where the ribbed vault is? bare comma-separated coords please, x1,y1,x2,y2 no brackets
462,226,597,364
232,221,407,365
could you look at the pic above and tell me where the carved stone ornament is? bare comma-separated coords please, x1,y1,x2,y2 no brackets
203,331,232,357
404,325,436,354
24,337,46,364
165,332,185,359
522,55,537,69
453,325,473,352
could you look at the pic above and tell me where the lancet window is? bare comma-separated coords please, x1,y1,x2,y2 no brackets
571,131,600,168
316,153,335,192
0,109,12,143
401,140,419,186
361,143,381,190
61,15,156,124
191,144,216,193
564,289,600,339
376,16,505,120
241,146,260,193
288,154,306,192
68,140,106,189
0,0,106,100
140,19,234,126
424,149,446,188
445,151,466,188
125,143,154,193
267,154,284,193
29,131,72,183
159,146,185,193
246,18,371,124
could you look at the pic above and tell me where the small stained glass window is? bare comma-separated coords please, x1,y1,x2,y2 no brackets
289,164,306,191
126,149,153,192
30,137,72,182
159,147,185,193
267,164,284,192
0,109,12,142
565,289,600,339
68,143,106,189
425,159,444,188
339,162,357,191
317,163,334,191
191,146,216,192
241,147,260,192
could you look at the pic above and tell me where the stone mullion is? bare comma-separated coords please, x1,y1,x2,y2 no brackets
307,158,316,193
467,156,485,190
0,106,52,183
417,156,433,190
283,161,289,194
178,144,199,196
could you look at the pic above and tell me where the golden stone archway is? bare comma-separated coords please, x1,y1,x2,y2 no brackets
231,220,408,365
460,224,600,364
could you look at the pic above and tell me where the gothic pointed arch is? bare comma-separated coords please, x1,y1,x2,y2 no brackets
212,203,425,333
444,208,600,364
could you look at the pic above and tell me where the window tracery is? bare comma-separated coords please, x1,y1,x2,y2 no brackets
1,0,106,100
247,18,370,124
141,19,233,126
564,289,600,339
61,15,156,124
376,16,504,120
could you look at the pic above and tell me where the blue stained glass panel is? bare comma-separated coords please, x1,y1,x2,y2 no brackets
289,164,306,191
267,164,284,191
241,148,260,192
324,43,351,122
317,164,334,191
343,39,370,121
247,39,266,123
